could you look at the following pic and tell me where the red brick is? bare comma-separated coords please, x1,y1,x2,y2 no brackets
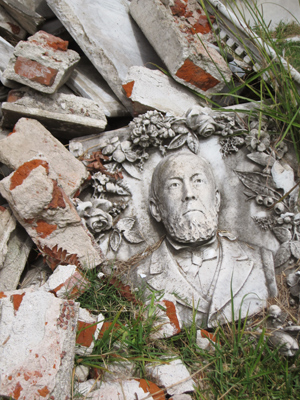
76,321,97,347
122,81,135,98
10,159,49,190
162,300,181,334
176,58,220,91
14,56,58,86
48,181,66,209
11,293,25,312
35,220,57,238
138,379,165,400
32,31,69,51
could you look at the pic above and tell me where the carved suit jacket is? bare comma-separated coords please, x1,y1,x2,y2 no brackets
136,235,277,328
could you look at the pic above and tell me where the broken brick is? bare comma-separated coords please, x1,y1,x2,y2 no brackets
14,56,58,86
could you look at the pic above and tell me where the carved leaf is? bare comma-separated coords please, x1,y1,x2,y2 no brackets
110,229,122,252
235,170,281,199
273,227,292,243
187,132,199,154
291,241,300,260
274,242,291,268
168,133,187,150
247,152,275,167
122,161,141,180
115,184,131,196
123,229,144,243
116,217,135,232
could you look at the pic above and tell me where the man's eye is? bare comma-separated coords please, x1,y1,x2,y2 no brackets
194,178,202,184
169,182,180,188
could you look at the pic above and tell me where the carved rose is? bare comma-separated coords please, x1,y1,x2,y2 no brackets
86,209,113,233
186,107,216,137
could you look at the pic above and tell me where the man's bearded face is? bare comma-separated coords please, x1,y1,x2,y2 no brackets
152,154,220,245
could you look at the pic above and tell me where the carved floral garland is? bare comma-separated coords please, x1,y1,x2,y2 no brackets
75,107,299,282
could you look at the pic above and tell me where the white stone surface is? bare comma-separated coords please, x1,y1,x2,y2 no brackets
46,0,162,111
41,264,90,299
75,365,90,382
0,157,103,270
123,66,206,116
0,206,16,267
2,30,80,93
130,0,231,96
0,289,79,399
67,56,129,118
2,88,107,139
0,4,26,44
85,379,157,400
145,359,195,396
0,117,89,197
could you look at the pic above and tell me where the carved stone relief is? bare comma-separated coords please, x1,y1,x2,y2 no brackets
72,105,299,328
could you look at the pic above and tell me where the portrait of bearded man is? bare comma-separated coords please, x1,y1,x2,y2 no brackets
133,151,277,328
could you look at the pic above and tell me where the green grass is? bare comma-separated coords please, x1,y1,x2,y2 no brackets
74,270,300,399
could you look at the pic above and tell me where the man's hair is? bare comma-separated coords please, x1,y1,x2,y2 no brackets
149,151,217,206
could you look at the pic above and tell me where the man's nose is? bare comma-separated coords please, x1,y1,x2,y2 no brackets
182,181,196,201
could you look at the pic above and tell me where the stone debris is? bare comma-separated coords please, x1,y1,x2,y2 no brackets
2,87,107,138
46,0,162,112
67,55,129,118
2,30,80,93
75,307,104,356
196,329,216,352
40,263,90,300
0,289,79,399
0,4,26,45
0,205,32,291
0,156,103,270
130,0,232,97
0,0,45,34
0,117,89,197
83,379,163,400
148,295,182,340
170,395,193,400
74,365,90,383
145,359,196,396
123,66,205,116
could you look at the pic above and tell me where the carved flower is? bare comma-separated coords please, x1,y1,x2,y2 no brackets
275,141,288,159
86,209,113,233
245,130,270,152
186,106,216,137
92,172,110,193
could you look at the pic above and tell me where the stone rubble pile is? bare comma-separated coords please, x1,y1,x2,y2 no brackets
0,1,297,399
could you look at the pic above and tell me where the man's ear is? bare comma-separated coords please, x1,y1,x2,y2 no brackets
149,199,162,222
215,190,221,212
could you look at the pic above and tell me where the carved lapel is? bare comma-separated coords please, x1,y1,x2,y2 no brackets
147,240,210,312
208,238,254,318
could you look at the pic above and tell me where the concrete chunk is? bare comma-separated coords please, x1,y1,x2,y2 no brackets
2,30,80,93
46,0,162,112
0,0,45,34
67,55,129,118
0,4,26,45
0,157,103,270
0,206,32,291
0,289,79,399
130,0,231,97
2,88,107,139
145,359,195,396
123,66,205,117
0,117,89,197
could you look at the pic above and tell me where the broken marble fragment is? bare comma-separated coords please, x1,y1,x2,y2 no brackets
0,0,45,34
84,379,163,400
46,0,162,112
67,55,129,118
0,156,103,270
2,30,80,93
0,289,79,399
40,263,90,300
145,359,195,396
0,117,89,197
2,87,107,138
123,66,205,117
148,295,181,340
0,4,26,45
130,0,231,97
0,206,32,291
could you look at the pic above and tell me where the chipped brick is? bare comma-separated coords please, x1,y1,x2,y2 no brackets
11,293,25,312
76,321,97,347
163,300,181,334
38,385,50,397
138,378,165,400
10,159,49,190
122,80,135,98
30,31,69,51
14,56,58,86
48,181,66,209
35,220,57,238
176,58,220,91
